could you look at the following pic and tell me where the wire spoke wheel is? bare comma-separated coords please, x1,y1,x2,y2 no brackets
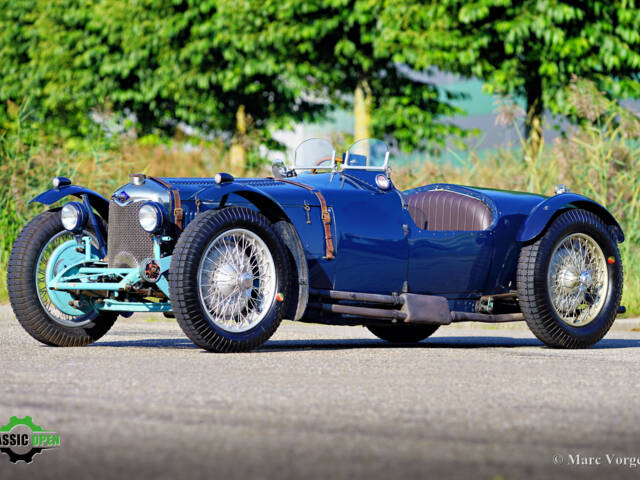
35,230,99,327
547,233,608,327
170,208,290,352
518,209,622,348
8,210,117,346
35,231,74,320
197,228,277,333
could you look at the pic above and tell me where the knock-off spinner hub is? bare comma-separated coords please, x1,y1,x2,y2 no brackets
579,271,593,287
213,264,238,296
237,272,254,291
212,264,254,295
557,267,580,290
557,267,594,290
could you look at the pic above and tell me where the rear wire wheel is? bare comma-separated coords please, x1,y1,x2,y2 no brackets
517,209,623,348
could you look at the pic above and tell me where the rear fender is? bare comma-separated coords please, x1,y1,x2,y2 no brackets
30,185,110,220
516,193,624,243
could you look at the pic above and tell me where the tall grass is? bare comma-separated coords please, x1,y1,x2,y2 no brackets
1,81,638,314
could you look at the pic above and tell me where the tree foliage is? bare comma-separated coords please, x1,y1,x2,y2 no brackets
216,0,467,152
0,0,326,142
379,0,640,149
0,0,468,153
2,0,640,154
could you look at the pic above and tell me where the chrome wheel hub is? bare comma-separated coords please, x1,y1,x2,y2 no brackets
197,228,277,333
237,272,254,291
557,267,579,289
212,263,239,296
547,233,608,327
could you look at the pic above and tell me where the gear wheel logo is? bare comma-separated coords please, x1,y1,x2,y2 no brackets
0,416,61,464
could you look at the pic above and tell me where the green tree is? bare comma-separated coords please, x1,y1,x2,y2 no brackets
0,0,40,129
380,0,640,153
0,0,326,168
216,0,467,153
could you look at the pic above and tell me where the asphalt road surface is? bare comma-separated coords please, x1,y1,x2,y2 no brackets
2,308,640,480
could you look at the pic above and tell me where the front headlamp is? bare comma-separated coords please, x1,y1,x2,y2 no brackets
138,202,166,233
60,202,88,232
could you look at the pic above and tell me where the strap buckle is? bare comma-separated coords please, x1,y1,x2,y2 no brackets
174,208,184,220
321,211,331,224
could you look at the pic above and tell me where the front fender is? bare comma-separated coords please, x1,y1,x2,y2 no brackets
30,185,110,219
516,193,624,243
197,183,313,321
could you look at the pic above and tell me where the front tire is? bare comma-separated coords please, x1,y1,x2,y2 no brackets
7,210,118,346
169,207,291,352
517,209,623,348
367,324,439,343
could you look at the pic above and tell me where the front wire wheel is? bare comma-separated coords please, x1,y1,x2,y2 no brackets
170,207,291,352
35,230,100,327
518,209,623,348
197,228,277,333
8,210,118,346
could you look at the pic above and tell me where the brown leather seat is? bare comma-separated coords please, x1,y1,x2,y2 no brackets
405,189,492,231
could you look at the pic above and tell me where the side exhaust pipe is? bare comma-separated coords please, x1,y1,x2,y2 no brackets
309,289,524,325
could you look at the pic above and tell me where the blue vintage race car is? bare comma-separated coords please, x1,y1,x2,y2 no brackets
8,138,625,351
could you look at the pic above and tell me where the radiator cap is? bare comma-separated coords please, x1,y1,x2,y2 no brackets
130,173,146,186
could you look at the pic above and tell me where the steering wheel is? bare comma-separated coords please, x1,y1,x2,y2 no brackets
311,156,341,174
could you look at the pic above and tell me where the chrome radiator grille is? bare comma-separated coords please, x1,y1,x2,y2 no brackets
107,201,154,268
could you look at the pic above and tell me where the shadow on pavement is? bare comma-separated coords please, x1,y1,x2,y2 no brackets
89,336,640,351
91,338,198,348
260,336,640,351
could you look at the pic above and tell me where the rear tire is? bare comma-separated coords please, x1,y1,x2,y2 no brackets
7,211,118,346
170,207,291,352
517,209,623,348
367,324,439,343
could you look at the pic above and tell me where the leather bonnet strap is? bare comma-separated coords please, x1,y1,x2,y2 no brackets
149,177,184,230
275,179,335,260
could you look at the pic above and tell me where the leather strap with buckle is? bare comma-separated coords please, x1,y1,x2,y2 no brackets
149,177,184,230
275,179,335,260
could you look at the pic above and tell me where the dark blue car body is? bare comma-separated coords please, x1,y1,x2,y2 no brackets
33,167,624,321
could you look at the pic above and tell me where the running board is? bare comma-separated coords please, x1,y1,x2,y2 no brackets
309,289,523,325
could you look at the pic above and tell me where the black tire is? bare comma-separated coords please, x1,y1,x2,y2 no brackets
169,207,291,352
367,324,439,343
7,210,118,346
517,209,623,348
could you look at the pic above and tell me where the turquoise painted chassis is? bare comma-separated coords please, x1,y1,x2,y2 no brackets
47,235,172,316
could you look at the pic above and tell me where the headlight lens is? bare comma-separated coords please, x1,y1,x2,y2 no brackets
138,202,165,233
60,202,88,232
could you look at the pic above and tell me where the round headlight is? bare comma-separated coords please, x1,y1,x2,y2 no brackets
139,203,165,233
61,202,88,232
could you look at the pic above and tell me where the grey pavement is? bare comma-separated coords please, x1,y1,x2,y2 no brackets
2,306,640,480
